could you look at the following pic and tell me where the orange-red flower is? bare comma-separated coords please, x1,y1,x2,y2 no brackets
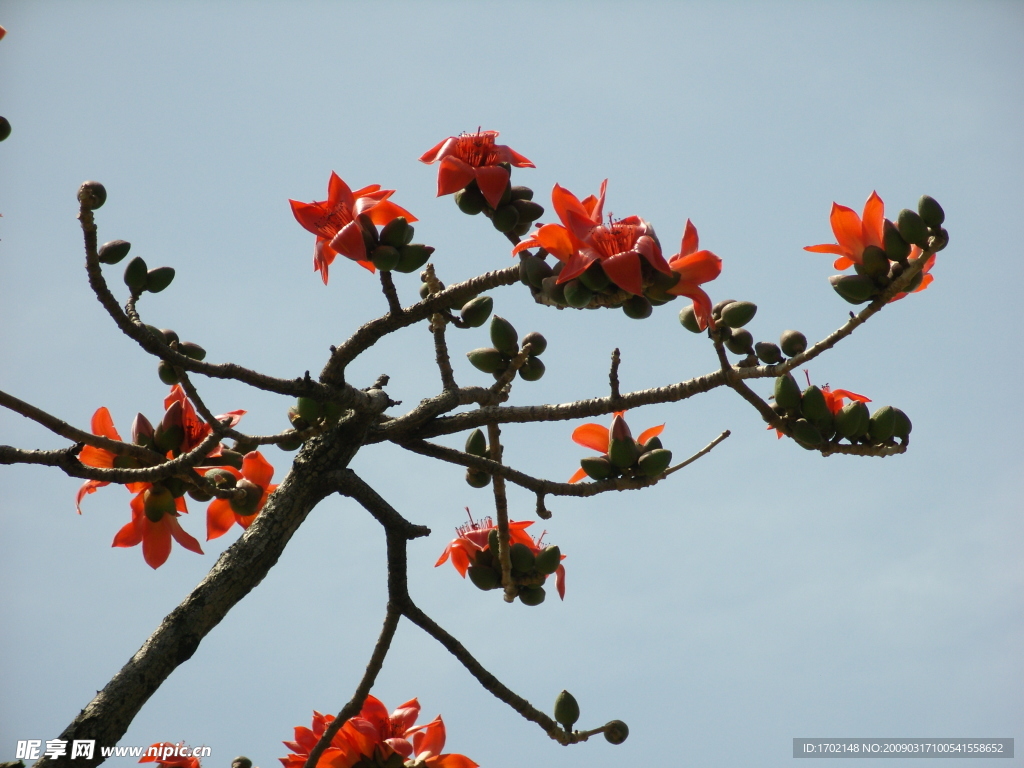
821,384,871,415
205,450,278,540
112,486,202,569
420,129,534,210
290,172,416,283
514,181,673,297
568,411,664,483
804,191,886,270
163,384,245,457
75,407,148,514
666,220,723,330
436,511,566,599
139,743,201,768
281,697,477,768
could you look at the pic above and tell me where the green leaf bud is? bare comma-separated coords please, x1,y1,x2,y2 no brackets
579,261,611,292
467,347,507,374
724,327,754,355
897,208,929,248
580,455,613,480
855,246,890,279
510,185,534,201
892,407,912,440
928,228,949,252
520,255,553,289
801,386,831,423
123,256,149,294
836,401,870,439
489,315,519,354
541,276,567,305
487,528,500,554
0,116,10,142
229,478,262,517
465,428,487,457
510,198,544,223
464,468,490,487
641,435,663,452
918,195,944,228
509,542,535,573
217,449,244,470
883,219,912,262
460,295,494,327
179,342,206,361
468,564,500,590
638,448,673,477
779,330,807,357
719,301,757,328
145,266,175,294
790,418,823,448
491,204,519,233
868,405,896,442
296,397,321,424
554,690,580,731
535,545,561,576
609,437,639,470
830,274,877,304
369,245,400,271
143,485,176,522
455,185,486,215
395,244,434,273
774,373,802,412
157,360,180,385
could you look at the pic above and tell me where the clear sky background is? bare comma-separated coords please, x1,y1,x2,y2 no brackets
1,2,1021,767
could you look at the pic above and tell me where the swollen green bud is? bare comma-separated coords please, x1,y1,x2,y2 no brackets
394,244,434,273
460,295,494,327
123,256,149,294
229,478,262,516
490,316,519,354
719,301,757,328
897,209,929,248
511,198,544,223
774,373,802,412
78,180,107,210
836,401,870,439
622,295,653,319
779,330,807,357
467,347,507,374
518,356,546,381
187,486,214,502
801,386,831,423
755,341,784,364
0,116,10,142
231,757,253,768
562,279,593,309
455,186,486,215
157,360,180,385
638,448,673,477
277,434,303,451
830,274,877,304
217,449,244,470
519,586,546,606
535,545,561,576
579,261,611,292
143,485,176,522
521,255,553,288
679,305,702,333
928,228,949,252
724,327,754,355
521,331,547,356
492,204,520,233
604,720,629,745
790,418,823,448
98,239,132,265
510,542,535,573
510,185,534,201
553,690,580,731
370,245,400,271
856,246,890,279
179,342,206,361
487,528,500,554
465,428,487,457
205,468,237,490
641,435,663,452
379,217,410,248
868,405,896,442
609,437,639,470
465,469,490,488
296,397,321,423
541,276,567,305
918,195,944,228
712,299,736,320
892,407,912,440
468,564,500,590
145,266,175,293
883,219,911,262
580,455,613,480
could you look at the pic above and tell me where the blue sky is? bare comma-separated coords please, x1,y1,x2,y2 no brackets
1,2,1021,766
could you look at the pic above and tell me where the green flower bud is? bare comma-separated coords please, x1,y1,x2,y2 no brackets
521,331,547,356
77,180,107,210
179,342,206,361
622,295,653,319
487,528,499,554
231,757,253,768
579,261,611,292
510,185,534,201
724,327,754,355
535,545,562,576
518,355,546,381
296,397,321,424
157,360,179,386
641,435,663,452
604,720,629,745
459,295,494,328
465,468,491,488
455,186,486,215
609,437,639,470
98,239,132,265
719,301,757,328
465,428,487,457
774,373,802,412
0,116,10,142
187,485,214,502
123,256,149,294
779,330,807,357
519,586,546,606
379,217,410,248
638,448,673,477
897,208,929,248
801,386,831,423
520,255,553,289
510,542,536,574
883,219,912,262
679,305,702,333
755,341,784,365
491,204,520,233
156,327,179,344
868,405,896,442
467,347,507,374
394,244,434,273
712,299,736,320
217,449,244,470
580,455,613,480
836,401,870,439
554,690,580,731
892,407,912,440
790,418,823,448
205,468,237,490
541,276,567,305
511,198,544,223
918,195,944,228
370,244,400,271
277,434,303,451
830,274,877,304
563,279,593,308
143,485,176,522
490,315,519,355
855,246,890,279
229,478,262,517
145,266,175,294
468,564,500,590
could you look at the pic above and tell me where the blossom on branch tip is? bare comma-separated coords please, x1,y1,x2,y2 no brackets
163,384,245,457
205,451,278,540
420,129,534,209
666,220,722,330
804,191,886,271
112,486,202,569
569,411,667,483
290,172,416,283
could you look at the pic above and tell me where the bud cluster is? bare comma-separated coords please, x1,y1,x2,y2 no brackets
144,327,207,385
831,195,947,305
454,173,545,237
285,396,345,449
466,315,547,382
361,214,434,273
467,526,563,606
578,416,672,481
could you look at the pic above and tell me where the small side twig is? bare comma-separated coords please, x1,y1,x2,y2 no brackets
379,269,403,315
609,348,621,401
486,423,515,601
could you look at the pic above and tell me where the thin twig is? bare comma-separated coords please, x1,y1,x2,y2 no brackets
663,430,731,475
379,269,403,315
609,348,621,401
487,423,515,601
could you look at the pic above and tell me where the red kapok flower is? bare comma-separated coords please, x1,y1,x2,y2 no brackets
804,191,886,270
139,743,201,768
821,384,871,415
568,410,664,483
436,510,566,599
514,181,673,296
164,384,245,457
420,129,534,209
666,219,723,330
290,172,416,283
75,407,148,514
205,450,278,540
112,486,202,569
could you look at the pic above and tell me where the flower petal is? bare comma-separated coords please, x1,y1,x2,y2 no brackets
600,251,644,296
91,407,123,441
168,515,203,555
668,249,722,285
568,467,588,484
206,499,236,540
829,203,865,258
637,424,665,445
329,220,368,263
862,191,885,248
680,219,699,257
571,423,609,453
241,451,275,488
475,165,511,210
435,156,476,197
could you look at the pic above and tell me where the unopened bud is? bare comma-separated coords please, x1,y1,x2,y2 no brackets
78,181,107,210
132,413,155,447
779,330,807,357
